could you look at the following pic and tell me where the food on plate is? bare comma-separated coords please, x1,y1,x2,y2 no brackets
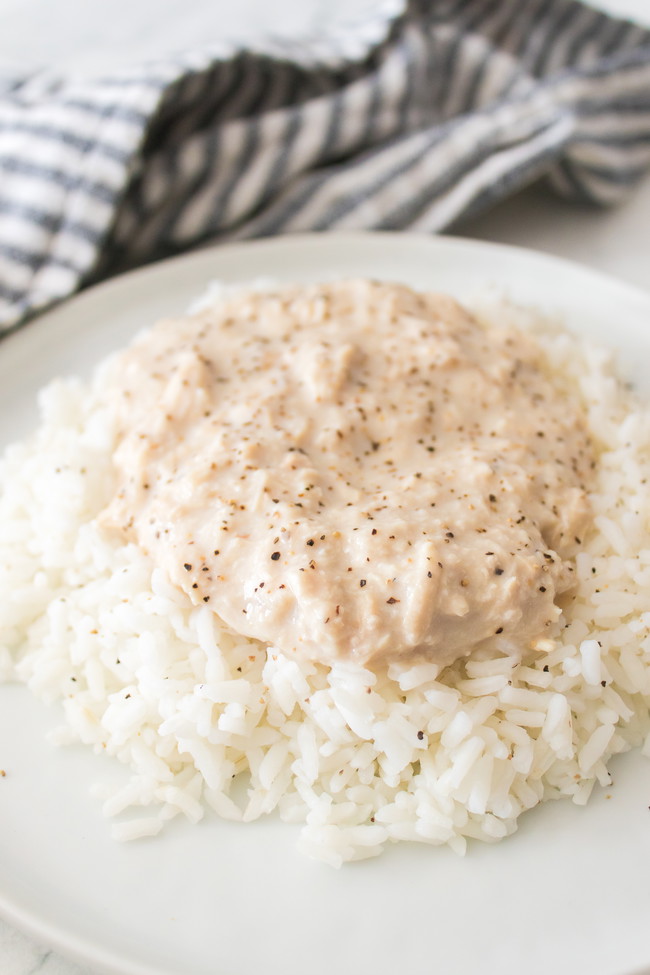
0,279,648,866
102,281,593,669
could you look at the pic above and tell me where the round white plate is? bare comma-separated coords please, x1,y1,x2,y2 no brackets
1,233,649,975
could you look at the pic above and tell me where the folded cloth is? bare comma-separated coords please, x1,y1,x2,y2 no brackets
0,0,649,331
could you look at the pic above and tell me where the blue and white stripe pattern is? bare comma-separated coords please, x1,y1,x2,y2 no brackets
0,0,649,330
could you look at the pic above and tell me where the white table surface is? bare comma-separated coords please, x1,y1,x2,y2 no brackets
1,0,649,973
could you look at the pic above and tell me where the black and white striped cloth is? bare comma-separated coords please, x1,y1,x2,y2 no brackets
1,0,649,331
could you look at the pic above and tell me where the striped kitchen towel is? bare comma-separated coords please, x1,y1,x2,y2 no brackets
1,0,649,331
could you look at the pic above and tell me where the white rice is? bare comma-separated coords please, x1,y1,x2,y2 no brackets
1,294,649,867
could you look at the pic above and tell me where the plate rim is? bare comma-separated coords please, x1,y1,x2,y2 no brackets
2,230,650,360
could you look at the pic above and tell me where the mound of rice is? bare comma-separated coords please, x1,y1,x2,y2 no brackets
0,298,649,867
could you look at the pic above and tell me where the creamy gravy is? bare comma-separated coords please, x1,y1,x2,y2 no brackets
101,280,595,668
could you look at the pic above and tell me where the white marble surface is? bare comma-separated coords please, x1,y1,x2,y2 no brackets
0,0,649,973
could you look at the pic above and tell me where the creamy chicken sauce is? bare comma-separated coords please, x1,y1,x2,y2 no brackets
101,280,595,669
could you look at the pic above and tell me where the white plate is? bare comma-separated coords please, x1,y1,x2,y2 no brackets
1,233,649,975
